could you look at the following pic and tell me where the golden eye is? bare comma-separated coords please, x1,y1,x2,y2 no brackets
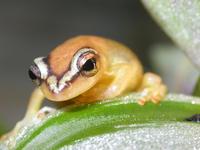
75,48,99,77
81,58,98,77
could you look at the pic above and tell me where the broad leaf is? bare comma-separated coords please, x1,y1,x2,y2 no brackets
142,0,200,70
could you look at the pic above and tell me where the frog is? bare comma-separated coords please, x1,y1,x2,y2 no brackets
27,35,167,118
1,35,167,140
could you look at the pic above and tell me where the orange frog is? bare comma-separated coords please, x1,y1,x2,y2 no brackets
2,35,167,139
27,35,167,118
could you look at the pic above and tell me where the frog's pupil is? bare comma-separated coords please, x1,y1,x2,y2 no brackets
82,59,95,71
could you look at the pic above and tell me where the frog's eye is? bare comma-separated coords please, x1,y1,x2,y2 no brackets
81,58,98,76
28,57,48,85
76,48,98,77
28,64,41,85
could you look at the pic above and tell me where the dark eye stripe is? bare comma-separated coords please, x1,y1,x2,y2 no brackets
46,48,98,93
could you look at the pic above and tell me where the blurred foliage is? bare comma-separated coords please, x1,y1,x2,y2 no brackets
149,44,199,94
1,93,200,149
142,0,200,70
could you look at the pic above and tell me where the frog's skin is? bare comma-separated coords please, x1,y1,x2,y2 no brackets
26,35,167,117
1,35,167,140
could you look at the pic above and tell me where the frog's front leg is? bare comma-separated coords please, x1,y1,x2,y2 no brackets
1,88,45,140
137,72,167,105
24,87,45,118
16,87,45,130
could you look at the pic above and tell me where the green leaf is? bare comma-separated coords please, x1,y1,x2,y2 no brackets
141,0,200,70
1,93,200,149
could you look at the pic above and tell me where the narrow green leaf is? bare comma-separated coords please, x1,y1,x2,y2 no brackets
1,93,200,149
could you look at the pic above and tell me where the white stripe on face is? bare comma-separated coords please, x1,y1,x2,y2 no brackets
34,57,48,80
47,48,97,94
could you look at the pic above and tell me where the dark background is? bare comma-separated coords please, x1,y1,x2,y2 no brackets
0,0,171,130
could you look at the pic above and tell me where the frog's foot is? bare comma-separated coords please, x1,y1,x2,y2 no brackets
137,72,167,106
138,85,166,105
0,107,55,141
0,118,29,141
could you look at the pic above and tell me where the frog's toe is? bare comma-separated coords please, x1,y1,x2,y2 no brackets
137,95,150,105
137,89,165,106
137,72,167,106
150,92,162,104
138,98,146,105
151,84,167,104
138,95,161,106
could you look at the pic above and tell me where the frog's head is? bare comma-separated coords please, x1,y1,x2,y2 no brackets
28,36,106,101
